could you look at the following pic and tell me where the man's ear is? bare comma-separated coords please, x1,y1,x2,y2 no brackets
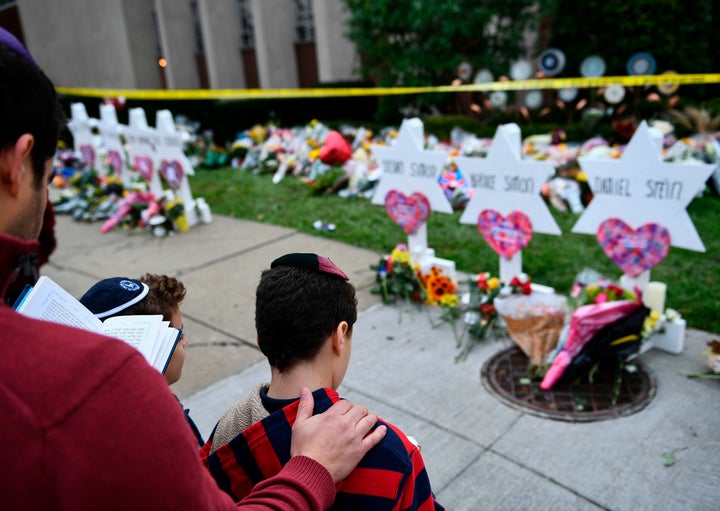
0,134,34,196
331,321,349,355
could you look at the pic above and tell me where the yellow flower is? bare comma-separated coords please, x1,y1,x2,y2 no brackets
249,124,267,144
642,310,663,336
440,294,459,308
586,284,601,297
487,277,500,290
391,247,411,264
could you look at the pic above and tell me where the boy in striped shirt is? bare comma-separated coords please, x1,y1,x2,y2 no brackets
202,253,443,510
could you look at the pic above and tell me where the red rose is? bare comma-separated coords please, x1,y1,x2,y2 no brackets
477,274,488,291
480,303,497,317
608,284,624,296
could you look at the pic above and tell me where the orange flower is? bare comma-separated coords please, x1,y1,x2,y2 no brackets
426,273,457,302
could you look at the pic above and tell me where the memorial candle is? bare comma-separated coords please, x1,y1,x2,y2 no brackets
643,281,667,314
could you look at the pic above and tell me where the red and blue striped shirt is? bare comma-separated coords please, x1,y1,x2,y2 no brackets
201,388,444,510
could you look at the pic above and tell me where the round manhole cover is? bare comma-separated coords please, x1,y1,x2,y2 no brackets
481,346,656,422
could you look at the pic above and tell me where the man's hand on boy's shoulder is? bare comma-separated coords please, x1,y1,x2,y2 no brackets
291,387,387,482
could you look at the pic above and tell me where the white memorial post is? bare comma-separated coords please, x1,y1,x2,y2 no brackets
572,120,716,353
68,103,101,171
98,103,129,186
456,123,561,285
371,118,456,278
155,110,198,227
124,108,163,196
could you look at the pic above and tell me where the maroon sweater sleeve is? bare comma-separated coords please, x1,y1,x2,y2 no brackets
238,456,335,511
71,350,335,510
108,355,336,510
4,320,334,511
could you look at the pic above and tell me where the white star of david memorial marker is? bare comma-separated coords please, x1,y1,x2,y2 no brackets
371,118,455,277
155,109,198,227
456,123,560,283
125,108,164,196
68,103,102,171
574,120,715,354
98,103,129,187
573,120,713,250
572,120,715,288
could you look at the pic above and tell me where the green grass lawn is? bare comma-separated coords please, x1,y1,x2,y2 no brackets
189,168,720,334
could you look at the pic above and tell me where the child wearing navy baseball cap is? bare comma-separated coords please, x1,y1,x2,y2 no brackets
80,273,203,447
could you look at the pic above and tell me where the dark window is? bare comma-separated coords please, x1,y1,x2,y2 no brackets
293,0,314,43
237,0,255,49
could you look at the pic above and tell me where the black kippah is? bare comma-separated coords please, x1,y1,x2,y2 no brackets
270,253,349,280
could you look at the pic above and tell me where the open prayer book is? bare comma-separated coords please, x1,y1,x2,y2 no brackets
14,276,181,374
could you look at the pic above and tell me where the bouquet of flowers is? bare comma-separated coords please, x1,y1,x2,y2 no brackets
568,268,662,339
569,268,637,308
164,195,188,232
539,268,663,400
371,244,426,307
371,244,459,323
494,286,568,372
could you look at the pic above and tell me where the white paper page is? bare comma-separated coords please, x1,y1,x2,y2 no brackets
148,320,170,366
99,315,163,367
16,276,101,331
154,327,180,373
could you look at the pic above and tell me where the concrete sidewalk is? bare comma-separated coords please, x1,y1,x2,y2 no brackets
45,214,719,511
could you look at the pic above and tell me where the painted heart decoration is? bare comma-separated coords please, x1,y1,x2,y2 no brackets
79,144,95,168
384,190,431,235
160,159,184,190
107,150,123,174
133,156,153,182
596,218,670,277
477,209,533,260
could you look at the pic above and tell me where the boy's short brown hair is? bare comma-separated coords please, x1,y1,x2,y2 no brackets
256,254,357,372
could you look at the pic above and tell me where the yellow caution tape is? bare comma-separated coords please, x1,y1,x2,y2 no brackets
56,73,720,101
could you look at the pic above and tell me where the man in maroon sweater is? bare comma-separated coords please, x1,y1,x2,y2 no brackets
0,29,386,510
